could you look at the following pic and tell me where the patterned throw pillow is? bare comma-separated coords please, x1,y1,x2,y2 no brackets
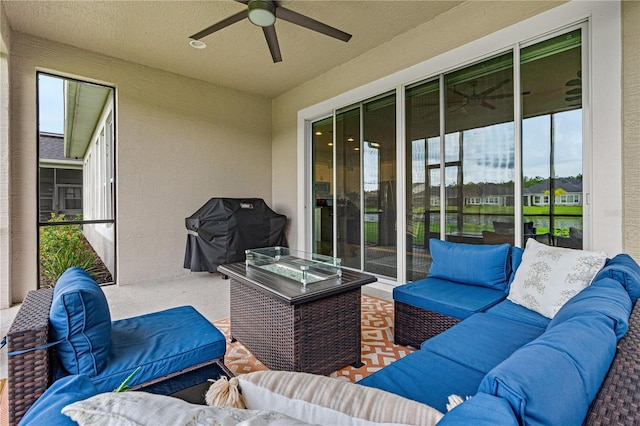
238,370,443,425
507,238,607,319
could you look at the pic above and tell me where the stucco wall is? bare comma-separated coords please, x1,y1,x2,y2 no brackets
8,34,272,304
623,0,640,258
1,2,12,309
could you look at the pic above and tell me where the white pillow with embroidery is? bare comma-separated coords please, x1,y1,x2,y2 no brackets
507,238,607,319
62,391,312,426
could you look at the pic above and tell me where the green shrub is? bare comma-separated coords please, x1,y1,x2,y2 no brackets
39,213,99,287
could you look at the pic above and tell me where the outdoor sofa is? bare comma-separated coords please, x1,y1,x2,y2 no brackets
11,241,640,425
6,267,228,425
359,238,640,425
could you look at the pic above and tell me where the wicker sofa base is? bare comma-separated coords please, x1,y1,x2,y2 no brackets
7,288,55,426
393,300,461,348
584,301,640,425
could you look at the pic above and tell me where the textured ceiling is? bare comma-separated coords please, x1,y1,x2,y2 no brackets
3,0,464,98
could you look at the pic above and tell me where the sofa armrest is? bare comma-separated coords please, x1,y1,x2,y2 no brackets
585,301,640,425
7,288,55,426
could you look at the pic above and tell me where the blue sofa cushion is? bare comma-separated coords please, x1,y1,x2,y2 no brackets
548,277,632,340
479,315,618,426
428,239,511,291
507,246,524,289
485,300,550,329
594,254,640,303
437,393,518,426
49,267,112,377
358,349,486,413
394,278,506,320
421,313,545,374
89,305,226,392
19,375,99,426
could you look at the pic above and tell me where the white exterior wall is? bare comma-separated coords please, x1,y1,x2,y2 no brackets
83,92,115,276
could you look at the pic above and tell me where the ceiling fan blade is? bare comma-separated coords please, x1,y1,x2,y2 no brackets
483,93,515,100
452,88,468,98
479,79,511,97
481,101,497,110
276,7,352,42
263,25,282,63
190,10,248,40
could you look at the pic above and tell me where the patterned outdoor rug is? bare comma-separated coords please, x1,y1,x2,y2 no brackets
213,295,415,382
1,378,7,426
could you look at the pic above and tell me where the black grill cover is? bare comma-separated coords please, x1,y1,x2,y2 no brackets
183,198,287,272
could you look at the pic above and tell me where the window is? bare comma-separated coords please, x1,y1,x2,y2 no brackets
37,73,116,287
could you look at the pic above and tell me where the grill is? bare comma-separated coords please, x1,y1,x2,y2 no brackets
183,198,287,272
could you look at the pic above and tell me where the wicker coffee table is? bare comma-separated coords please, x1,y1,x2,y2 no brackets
218,261,376,376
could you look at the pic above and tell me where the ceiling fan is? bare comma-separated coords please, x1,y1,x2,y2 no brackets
189,0,352,63
452,79,517,112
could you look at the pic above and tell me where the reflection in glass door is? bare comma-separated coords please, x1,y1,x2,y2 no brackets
313,94,397,276
311,117,334,256
522,29,583,248
444,52,515,245
406,79,440,281
363,94,397,278
335,107,361,270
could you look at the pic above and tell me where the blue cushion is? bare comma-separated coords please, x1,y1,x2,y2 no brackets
479,315,618,426
90,306,226,392
428,239,511,291
421,313,545,373
437,393,518,426
394,278,506,320
594,254,640,303
485,300,550,329
507,246,524,289
548,277,631,340
49,267,112,376
19,375,98,426
358,349,486,413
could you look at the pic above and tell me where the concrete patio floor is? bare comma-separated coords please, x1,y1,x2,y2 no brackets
0,271,392,380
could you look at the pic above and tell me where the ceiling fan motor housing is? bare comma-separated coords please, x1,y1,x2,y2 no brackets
248,0,276,27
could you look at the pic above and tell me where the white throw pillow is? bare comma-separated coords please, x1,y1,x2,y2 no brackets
507,238,607,318
237,370,443,426
62,391,313,426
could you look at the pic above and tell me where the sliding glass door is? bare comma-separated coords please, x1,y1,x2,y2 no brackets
521,29,583,249
310,25,585,282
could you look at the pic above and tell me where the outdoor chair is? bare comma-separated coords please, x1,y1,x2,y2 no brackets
6,267,229,425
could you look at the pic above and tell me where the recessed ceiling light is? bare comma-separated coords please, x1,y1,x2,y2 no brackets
354,147,360,151
328,142,333,146
347,137,354,142
315,131,322,136
189,40,207,49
